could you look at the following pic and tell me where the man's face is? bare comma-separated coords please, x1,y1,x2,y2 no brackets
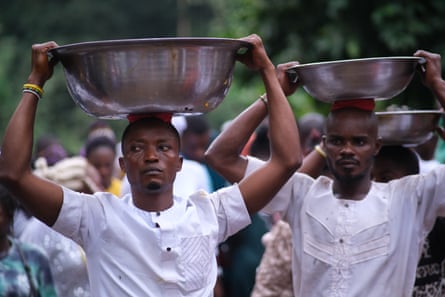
120,121,182,195
323,109,381,183
87,146,116,190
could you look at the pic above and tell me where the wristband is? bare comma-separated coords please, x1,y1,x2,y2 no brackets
259,93,267,106
23,83,44,99
315,145,327,158
23,89,41,100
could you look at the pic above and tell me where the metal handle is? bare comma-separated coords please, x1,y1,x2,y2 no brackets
418,57,426,73
285,68,299,84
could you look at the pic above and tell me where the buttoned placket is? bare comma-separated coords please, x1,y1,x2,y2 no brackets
151,211,181,296
331,201,355,296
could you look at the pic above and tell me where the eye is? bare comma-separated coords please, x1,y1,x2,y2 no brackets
328,137,343,146
129,144,143,153
353,138,367,146
158,144,171,152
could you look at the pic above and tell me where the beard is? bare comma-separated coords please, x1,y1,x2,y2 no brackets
331,169,366,183
327,158,368,183
146,181,161,191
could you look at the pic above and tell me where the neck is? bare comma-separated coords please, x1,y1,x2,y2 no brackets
132,190,174,212
333,178,372,201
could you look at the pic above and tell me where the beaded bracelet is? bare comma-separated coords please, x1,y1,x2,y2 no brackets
314,145,327,158
23,89,41,100
23,83,44,99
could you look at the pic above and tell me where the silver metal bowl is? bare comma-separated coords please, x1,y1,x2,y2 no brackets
376,110,444,146
286,57,425,103
50,38,251,119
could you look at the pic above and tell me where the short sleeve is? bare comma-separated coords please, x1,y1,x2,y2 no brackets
52,187,106,247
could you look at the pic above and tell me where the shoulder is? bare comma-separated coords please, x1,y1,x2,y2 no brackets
13,240,49,261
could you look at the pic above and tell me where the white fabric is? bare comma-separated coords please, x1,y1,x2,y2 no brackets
172,115,187,136
120,158,212,198
19,217,90,297
246,156,445,297
52,185,250,297
419,158,441,174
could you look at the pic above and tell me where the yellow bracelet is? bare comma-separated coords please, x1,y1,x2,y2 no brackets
23,83,44,97
315,145,327,158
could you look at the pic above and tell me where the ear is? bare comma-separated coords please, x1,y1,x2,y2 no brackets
176,156,183,173
118,157,126,173
374,137,383,156
322,135,327,147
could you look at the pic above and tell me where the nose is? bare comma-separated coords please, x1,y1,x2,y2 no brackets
144,146,159,162
339,142,354,155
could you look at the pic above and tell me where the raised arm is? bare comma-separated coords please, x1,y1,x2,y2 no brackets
414,50,445,107
227,34,302,213
0,41,63,226
204,95,268,183
205,59,300,184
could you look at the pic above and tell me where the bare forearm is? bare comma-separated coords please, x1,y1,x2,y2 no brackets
241,66,302,213
0,92,39,182
260,66,302,171
205,98,267,183
0,41,63,226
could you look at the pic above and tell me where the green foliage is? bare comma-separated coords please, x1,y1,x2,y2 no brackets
208,0,445,110
1,0,445,150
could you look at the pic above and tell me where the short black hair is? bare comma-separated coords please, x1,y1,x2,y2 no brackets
121,118,180,153
326,108,379,139
184,115,210,135
376,145,419,175
85,136,117,158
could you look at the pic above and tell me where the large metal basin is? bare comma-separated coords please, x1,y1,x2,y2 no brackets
286,57,424,103
377,110,443,146
50,38,251,119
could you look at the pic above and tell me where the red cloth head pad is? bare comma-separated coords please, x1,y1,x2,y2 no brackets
127,113,173,124
331,99,375,112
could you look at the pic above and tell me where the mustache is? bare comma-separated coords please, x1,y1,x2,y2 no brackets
336,156,359,164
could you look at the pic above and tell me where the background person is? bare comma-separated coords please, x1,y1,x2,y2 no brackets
85,136,122,196
373,145,445,296
17,156,101,297
0,184,57,297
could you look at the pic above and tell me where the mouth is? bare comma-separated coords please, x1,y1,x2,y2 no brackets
142,167,162,176
337,159,358,168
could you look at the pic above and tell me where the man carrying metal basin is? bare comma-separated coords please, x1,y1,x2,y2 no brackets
205,50,445,296
0,34,302,296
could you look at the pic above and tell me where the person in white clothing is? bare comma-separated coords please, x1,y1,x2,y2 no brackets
16,156,100,297
0,34,302,296
205,50,445,296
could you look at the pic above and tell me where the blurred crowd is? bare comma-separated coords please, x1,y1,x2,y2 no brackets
3,105,445,296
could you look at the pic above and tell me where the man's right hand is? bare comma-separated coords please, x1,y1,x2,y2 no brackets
28,41,59,87
276,61,301,97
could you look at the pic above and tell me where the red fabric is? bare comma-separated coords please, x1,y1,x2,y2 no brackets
127,113,173,124
331,99,375,111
